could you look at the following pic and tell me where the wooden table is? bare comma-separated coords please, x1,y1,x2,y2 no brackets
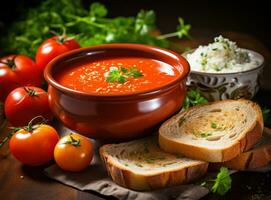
1,32,271,200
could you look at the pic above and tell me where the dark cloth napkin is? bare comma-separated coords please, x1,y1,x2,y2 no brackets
44,164,209,200
44,125,271,200
44,150,209,200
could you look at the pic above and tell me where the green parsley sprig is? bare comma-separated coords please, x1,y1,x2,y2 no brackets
157,18,191,39
211,167,232,195
201,167,232,196
183,89,208,109
105,66,143,84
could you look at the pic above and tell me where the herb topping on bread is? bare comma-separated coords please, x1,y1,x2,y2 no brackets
159,100,263,162
100,137,208,190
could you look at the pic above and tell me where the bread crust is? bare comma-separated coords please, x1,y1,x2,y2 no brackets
99,145,208,191
159,99,264,163
212,127,271,170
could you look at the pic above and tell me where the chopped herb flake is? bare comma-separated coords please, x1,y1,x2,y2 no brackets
162,162,176,167
135,163,143,167
211,122,217,129
200,132,212,138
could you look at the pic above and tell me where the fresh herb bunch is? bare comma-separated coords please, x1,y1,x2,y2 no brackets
0,0,190,58
183,89,208,109
0,0,86,57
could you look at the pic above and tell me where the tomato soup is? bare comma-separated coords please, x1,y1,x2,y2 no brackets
55,57,180,95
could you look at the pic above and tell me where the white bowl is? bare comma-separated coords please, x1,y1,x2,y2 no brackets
183,49,265,101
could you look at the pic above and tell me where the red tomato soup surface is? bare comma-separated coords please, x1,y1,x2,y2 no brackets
55,57,180,95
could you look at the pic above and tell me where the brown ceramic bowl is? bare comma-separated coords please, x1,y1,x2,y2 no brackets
44,44,190,141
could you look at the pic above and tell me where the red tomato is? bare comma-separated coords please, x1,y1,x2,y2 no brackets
0,55,42,102
9,124,59,166
35,36,80,71
54,133,93,172
4,86,53,126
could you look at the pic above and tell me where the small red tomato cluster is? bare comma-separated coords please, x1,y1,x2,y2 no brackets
1,34,80,132
0,34,94,172
9,122,93,171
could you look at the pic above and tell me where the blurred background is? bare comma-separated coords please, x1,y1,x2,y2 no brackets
0,0,269,48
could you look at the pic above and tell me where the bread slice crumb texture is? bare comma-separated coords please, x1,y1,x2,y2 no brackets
159,100,263,162
160,100,262,149
101,137,206,175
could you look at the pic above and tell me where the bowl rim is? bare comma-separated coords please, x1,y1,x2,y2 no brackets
44,43,190,98
182,48,265,76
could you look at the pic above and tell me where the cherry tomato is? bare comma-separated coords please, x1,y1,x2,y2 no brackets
35,36,80,71
0,55,42,102
9,123,59,166
54,133,93,172
4,86,53,126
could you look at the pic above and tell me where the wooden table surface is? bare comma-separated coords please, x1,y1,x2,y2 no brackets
1,32,271,200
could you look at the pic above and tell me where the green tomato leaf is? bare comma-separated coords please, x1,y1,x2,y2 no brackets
211,167,232,195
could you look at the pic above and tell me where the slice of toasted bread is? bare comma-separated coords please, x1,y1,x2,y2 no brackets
219,127,271,170
100,137,208,191
159,99,263,163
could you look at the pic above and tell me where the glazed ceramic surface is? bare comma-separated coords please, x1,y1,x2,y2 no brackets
45,44,190,141
183,49,264,101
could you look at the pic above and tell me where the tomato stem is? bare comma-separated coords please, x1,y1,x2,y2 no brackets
0,132,13,148
0,120,7,133
63,133,81,147
26,115,46,132
23,87,38,97
50,27,74,44
0,56,17,69
0,127,20,149
0,116,48,149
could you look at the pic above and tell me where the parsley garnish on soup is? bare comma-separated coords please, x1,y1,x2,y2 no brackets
55,57,180,94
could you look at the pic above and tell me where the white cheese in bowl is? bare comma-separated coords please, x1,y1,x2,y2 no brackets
186,36,263,73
